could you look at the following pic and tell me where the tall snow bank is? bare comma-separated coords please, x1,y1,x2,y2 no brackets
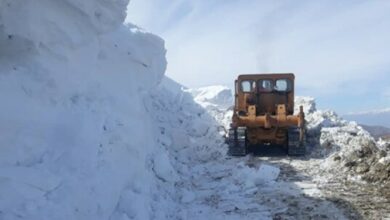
0,1,169,219
0,0,128,48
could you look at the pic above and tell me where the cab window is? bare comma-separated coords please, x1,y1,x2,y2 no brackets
258,80,273,92
241,80,254,92
274,79,291,92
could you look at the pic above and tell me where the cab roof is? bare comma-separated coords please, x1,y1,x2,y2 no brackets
237,73,295,81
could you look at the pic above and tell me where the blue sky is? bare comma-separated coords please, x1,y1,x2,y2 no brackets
126,0,390,114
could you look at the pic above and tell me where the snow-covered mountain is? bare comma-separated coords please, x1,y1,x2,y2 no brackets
343,109,390,128
189,85,233,110
360,124,390,140
188,86,233,129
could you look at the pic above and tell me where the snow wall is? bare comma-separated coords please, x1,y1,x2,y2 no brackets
0,0,174,219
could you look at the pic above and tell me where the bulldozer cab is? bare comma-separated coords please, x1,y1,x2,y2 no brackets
235,74,295,116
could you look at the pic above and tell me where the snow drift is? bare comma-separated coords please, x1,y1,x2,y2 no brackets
0,0,169,219
296,97,390,182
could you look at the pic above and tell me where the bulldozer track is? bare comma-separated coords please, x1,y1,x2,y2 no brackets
228,127,247,156
288,128,306,156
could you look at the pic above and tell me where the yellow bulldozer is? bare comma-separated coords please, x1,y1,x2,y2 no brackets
227,73,306,156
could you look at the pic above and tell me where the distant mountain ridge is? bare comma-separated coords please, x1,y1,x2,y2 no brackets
360,124,390,140
343,108,390,128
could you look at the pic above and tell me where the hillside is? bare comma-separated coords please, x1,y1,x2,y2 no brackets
360,124,390,140
343,109,390,128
